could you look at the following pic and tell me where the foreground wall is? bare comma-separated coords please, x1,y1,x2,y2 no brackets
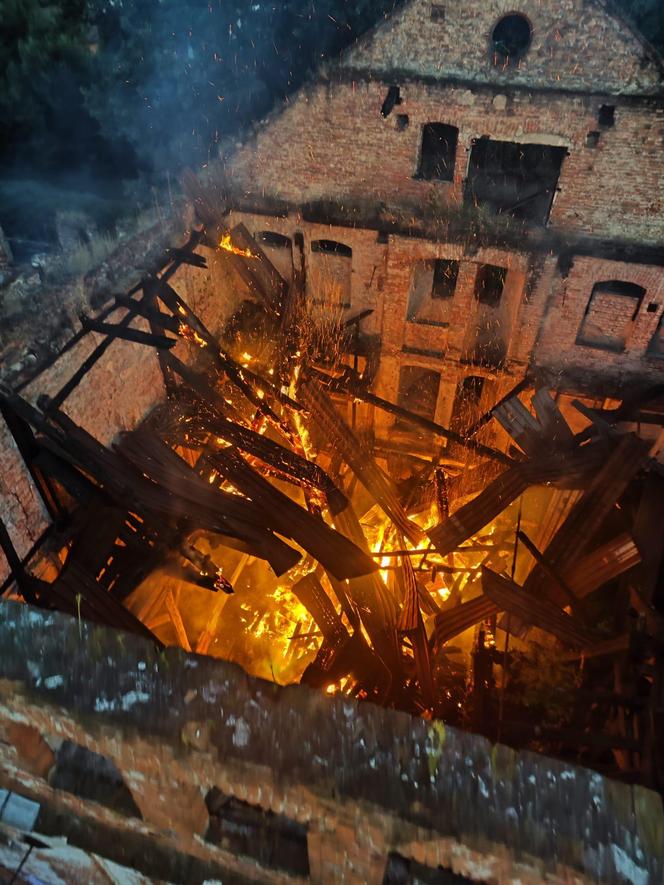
0,600,662,884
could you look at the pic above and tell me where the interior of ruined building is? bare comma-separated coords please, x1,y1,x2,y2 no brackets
1,0,664,883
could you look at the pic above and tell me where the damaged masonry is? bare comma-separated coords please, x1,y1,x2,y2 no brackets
1,0,664,883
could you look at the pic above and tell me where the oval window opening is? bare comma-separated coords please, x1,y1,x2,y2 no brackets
492,14,531,67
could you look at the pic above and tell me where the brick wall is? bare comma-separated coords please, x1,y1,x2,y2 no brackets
535,255,664,385
225,77,664,246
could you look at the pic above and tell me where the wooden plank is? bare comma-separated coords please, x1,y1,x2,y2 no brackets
482,567,598,648
531,389,576,449
493,396,543,456
465,377,530,438
523,434,650,602
433,596,499,647
427,442,605,557
561,533,642,600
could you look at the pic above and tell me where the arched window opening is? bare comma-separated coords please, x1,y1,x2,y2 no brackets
255,231,292,249
311,240,352,258
492,14,532,67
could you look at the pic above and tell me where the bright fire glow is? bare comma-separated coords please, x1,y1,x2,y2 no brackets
219,233,258,258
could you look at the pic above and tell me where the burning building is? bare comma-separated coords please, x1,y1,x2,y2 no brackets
0,0,663,882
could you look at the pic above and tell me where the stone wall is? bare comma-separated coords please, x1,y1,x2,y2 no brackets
0,601,662,884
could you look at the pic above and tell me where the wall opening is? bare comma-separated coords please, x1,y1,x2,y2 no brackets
598,104,615,128
309,239,352,308
407,259,458,325
49,741,142,818
383,851,478,883
204,787,309,877
381,85,402,118
491,14,532,67
465,138,567,225
450,375,486,435
396,366,440,424
474,264,506,306
647,315,664,358
253,230,293,283
416,123,458,181
576,280,645,352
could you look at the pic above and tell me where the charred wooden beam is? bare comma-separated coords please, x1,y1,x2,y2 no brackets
299,378,423,545
290,572,349,646
517,529,589,622
220,223,287,314
206,445,377,580
0,393,68,523
79,314,176,349
163,353,344,510
313,369,514,465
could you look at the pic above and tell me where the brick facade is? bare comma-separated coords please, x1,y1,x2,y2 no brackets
219,0,664,441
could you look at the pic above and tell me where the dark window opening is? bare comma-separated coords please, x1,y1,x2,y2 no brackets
311,239,352,258
577,280,645,352
396,113,410,131
648,316,664,358
416,123,458,181
431,5,446,21
491,14,532,67
381,85,402,118
49,741,142,819
464,138,567,225
407,259,458,325
397,366,440,423
474,264,507,306
255,231,291,249
205,787,309,876
460,375,485,401
586,131,600,148
383,852,478,883
599,104,615,128
432,259,459,298
647,302,660,313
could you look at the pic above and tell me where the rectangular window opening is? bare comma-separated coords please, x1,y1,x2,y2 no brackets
407,259,458,325
416,123,458,181
577,280,645,352
464,138,567,225
474,264,507,307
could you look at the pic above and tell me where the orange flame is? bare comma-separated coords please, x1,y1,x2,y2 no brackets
179,323,208,348
219,233,258,259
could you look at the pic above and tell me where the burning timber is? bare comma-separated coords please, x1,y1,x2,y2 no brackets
1,221,663,798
